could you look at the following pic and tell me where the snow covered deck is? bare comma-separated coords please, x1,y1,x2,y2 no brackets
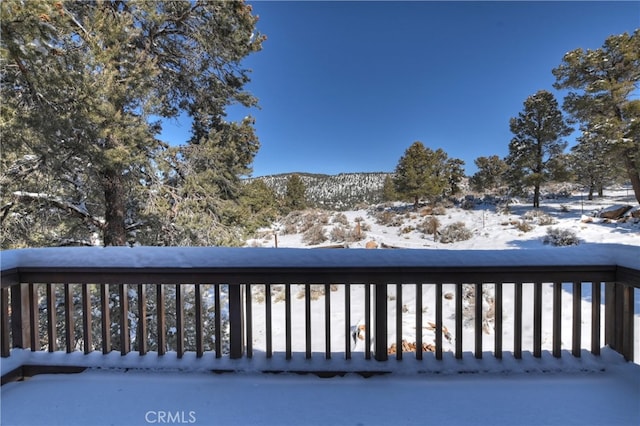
1,246,639,424
2,349,639,426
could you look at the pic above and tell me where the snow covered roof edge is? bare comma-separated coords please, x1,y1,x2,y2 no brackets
1,244,638,271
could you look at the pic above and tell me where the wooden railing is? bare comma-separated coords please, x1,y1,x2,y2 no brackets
1,246,638,372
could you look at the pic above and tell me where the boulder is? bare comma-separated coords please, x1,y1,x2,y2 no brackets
365,240,378,249
599,205,632,220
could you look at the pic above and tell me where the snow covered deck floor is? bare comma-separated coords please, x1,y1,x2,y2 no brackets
2,349,639,426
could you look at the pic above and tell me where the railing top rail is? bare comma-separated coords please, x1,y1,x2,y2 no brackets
1,244,638,272
1,245,637,287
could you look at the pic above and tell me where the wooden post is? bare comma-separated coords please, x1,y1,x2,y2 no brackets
622,285,634,361
228,283,245,359
1,288,10,357
374,283,388,361
10,283,30,349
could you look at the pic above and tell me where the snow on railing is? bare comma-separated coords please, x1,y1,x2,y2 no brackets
1,245,638,380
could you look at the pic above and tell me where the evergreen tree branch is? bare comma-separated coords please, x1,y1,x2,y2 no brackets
9,191,105,230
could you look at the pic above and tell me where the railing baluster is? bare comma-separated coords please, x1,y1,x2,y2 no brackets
138,284,147,355
365,284,371,360
10,283,30,349
604,282,615,349
194,284,202,358
494,282,502,359
614,283,624,354
47,284,57,352
591,281,601,356
474,283,482,359
455,283,462,359
552,282,562,358
436,283,443,360
214,284,221,358
533,282,542,358
82,284,91,354
396,283,402,361
120,284,129,355
265,284,272,358
14,284,25,350
245,284,253,358
514,282,522,359
100,284,110,354
305,284,311,359
29,283,38,351
175,284,184,358
374,283,387,361
622,285,634,362
416,283,422,361
344,283,351,360
285,284,292,360
156,284,165,356
572,281,581,357
1,287,10,357
64,283,74,353
229,282,244,359
325,283,331,360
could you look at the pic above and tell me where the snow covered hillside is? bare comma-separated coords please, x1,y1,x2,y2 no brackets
247,172,392,210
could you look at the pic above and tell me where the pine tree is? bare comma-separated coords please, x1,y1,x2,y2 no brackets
239,179,279,235
445,158,466,196
568,129,624,199
1,1,265,248
381,175,398,202
505,90,572,208
284,174,307,212
393,142,451,207
469,156,508,193
553,30,640,204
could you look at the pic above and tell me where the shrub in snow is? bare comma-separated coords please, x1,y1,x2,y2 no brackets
329,225,366,243
515,220,534,233
296,284,338,301
331,213,349,225
374,210,404,227
523,209,556,225
439,222,472,244
496,202,511,215
418,216,440,236
329,225,347,242
302,223,327,245
543,227,580,246
398,225,415,235
537,214,557,226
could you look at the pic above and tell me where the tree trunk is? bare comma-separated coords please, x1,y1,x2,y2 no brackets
533,184,540,208
102,166,127,246
588,185,594,201
623,151,640,204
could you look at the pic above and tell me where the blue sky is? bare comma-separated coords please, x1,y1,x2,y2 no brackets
160,1,639,177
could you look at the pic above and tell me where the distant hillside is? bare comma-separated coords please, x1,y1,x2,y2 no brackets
247,172,392,210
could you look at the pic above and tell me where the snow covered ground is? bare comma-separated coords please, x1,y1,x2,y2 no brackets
248,188,639,250
1,188,639,426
